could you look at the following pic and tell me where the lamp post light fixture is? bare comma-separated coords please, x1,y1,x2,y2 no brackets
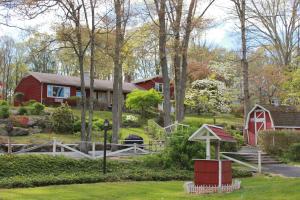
103,119,109,174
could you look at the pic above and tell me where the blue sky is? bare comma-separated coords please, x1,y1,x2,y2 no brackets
0,0,239,50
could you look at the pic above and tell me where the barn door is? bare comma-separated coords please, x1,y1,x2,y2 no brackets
254,110,266,145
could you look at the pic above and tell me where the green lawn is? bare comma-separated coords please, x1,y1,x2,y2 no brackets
0,176,299,200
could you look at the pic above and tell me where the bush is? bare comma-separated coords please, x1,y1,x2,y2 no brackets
51,103,75,134
0,155,192,188
259,130,300,156
126,89,162,119
18,107,28,115
161,128,206,170
122,115,140,128
23,100,37,106
286,143,300,161
0,100,8,106
30,102,45,115
0,104,9,119
14,92,24,105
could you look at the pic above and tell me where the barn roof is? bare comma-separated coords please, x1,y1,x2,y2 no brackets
28,72,139,93
250,104,300,128
188,124,236,142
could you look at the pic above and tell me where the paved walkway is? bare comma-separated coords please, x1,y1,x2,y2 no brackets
263,164,300,177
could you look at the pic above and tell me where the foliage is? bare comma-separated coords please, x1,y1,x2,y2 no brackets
0,100,8,106
30,102,45,115
14,92,24,104
161,129,206,170
286,143,300,162
51,104,75,134
18,107,28,115
126,89,162,118
283,69,300,105
0,155,191,188
259,130,300,156
122,115,140,128
23,100,38,106
147,119,165,139
185,79,231,114
0,104,10,119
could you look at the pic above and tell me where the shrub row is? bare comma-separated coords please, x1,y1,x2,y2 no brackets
0,154,251,188
0,100,9,118
259,130,300,156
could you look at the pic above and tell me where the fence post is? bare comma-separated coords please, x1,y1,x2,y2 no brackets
53,138,56,154
7,137,12,154
134,143,137,154
258,150,262,173
92,142,96,158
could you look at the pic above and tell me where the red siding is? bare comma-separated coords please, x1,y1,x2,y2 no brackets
194,160,232,186
135,77,175,98
247,108,273,146
14,75,42,105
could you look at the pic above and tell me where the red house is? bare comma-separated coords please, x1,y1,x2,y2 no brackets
133,75,174,98
245,104,300,146
14,72,139,106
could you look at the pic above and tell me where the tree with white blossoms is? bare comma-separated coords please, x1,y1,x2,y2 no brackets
185,79,231,114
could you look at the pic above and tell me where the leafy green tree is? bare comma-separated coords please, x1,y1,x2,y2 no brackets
51,104,75,134
126,89,162,118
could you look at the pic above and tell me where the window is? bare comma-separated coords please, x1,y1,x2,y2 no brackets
47,85,70,98
155,83,163,93
76,90,82,97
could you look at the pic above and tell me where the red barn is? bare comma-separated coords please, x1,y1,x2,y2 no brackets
133,75,175,98
14,72,138,106
245,104,300,146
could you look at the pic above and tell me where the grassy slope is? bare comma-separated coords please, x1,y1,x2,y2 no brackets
6,110,243,144
0,176,299,200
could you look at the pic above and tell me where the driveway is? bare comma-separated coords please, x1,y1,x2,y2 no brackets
263,164,300,177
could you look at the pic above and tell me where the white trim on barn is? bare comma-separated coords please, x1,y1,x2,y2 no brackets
245,104,275,130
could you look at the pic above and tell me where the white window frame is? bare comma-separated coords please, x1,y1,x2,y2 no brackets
47,85,70,99
155,82,163,93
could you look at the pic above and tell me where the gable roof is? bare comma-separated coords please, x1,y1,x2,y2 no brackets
132,75,162,84
248,104,300,128
188,124,236,142
28,72,139,93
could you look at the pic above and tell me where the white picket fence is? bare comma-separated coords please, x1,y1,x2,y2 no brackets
184,180,241,194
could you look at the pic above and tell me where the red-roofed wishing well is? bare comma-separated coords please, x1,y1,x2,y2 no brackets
207,125,236,142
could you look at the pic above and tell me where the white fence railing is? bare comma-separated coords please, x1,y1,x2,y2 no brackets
220,151,262,173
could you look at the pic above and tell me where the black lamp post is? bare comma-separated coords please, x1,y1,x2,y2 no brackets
103,119,109,174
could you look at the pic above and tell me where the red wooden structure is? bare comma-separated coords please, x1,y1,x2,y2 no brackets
14,72,138,106
245,104,300,146
133,75,174,98
189,124,236,187
194,160,232,186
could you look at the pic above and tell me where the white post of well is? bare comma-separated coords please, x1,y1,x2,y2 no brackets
206,138,211,160
53,138,56,154
218,160,222,192
258,150,262,173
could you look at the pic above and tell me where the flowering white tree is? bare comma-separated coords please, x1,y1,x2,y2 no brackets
185,79,231,114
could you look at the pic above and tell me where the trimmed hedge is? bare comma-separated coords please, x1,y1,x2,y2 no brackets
0,154,251,188
259,130,300,156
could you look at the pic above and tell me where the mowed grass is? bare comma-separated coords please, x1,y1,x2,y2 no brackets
0,176,299,200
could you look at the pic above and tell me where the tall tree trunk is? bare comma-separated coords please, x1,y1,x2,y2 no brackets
75,10,88,152
173,0,183,122
112,0,124,150
87,0,96,143
241,0,250,118
157,0,171,127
